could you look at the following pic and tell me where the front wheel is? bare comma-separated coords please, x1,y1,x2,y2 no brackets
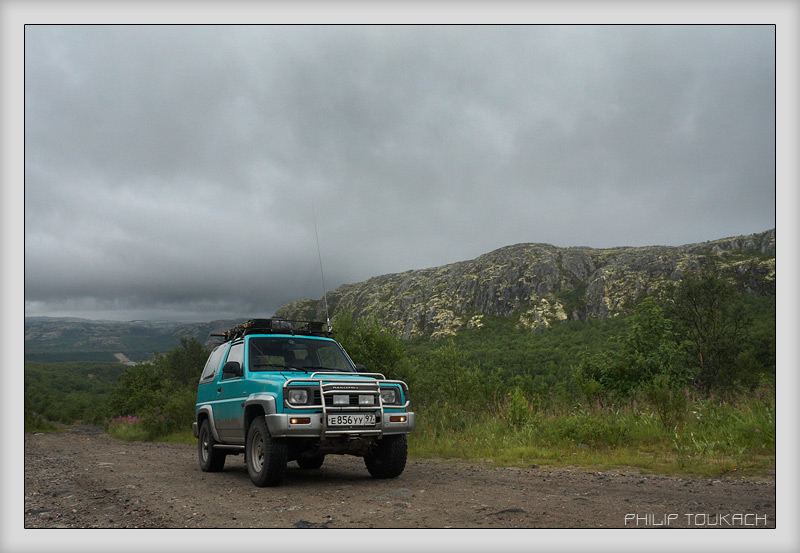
364,434,407,479
246,417,287,487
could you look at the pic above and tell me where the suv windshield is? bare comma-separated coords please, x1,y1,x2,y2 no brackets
248,336,355,373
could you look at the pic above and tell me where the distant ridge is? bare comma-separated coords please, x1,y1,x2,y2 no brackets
24,318,247,363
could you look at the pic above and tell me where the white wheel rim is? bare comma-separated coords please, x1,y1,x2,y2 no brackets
201,429,210,462
250,430,264,472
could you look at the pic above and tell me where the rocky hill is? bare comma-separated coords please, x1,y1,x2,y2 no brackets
274,229,775,339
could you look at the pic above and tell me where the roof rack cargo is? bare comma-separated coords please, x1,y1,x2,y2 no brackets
211,318,331,341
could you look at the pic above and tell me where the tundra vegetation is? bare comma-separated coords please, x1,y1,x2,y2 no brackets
25,271,774,477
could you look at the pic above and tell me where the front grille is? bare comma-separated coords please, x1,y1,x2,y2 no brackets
284,373,409,419
312,390,377,407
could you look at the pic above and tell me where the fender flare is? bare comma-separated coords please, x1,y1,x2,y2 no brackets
195,405,222,443
242,393,278,435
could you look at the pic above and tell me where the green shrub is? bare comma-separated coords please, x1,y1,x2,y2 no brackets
24,411,63,433
555,409,631,447
162,387,196,432
103,338,208,441
106,415,151,441
643,373,687,429
502,386,532,428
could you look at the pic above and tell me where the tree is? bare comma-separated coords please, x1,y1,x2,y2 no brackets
154,336,210,386
105,362,165,419
422,341,484,409
104,337,210,434
574,299,684,403
333,312,406,378
618,299,685,388
666,270,751,392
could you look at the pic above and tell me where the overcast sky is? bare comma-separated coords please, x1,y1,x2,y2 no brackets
23,24,776,322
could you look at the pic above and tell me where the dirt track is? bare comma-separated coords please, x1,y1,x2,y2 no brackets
24,426,775,529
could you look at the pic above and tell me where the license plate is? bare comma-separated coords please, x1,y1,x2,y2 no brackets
327,413,376,427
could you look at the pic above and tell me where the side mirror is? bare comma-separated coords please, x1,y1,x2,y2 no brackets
355,364,367,373
222,361,243,378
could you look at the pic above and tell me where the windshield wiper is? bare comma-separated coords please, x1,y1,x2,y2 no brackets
305,366,350,373
251,363,303,372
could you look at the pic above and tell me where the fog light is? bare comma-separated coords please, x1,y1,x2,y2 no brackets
333,394,349,405
358,394,374,405
290,417,311,424
389,415,407,423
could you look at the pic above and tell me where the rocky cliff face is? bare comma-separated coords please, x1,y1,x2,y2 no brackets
274,229,775,339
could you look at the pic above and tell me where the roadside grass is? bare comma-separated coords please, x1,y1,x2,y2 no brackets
106,415,196,444
24,414,68,434
409,440,773,478
159,429,195,444
106,425,194,445
106,415,151,442
407,389,775,478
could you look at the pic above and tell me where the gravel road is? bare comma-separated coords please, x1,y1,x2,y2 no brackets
24,426,775,530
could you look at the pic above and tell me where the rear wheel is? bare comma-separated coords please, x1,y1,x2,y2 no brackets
246,417,287,487
198,419,225,472
364,434,407,479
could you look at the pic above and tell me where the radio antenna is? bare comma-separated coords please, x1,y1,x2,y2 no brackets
312,202,331,332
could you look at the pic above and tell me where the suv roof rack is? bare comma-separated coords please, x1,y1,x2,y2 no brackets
211,318,331,341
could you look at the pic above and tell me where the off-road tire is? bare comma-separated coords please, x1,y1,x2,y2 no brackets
364,434,407,479
246,417,287,487
198,419,226,472
296,455,325,470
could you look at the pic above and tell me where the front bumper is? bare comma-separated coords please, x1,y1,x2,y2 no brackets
265,411,415,439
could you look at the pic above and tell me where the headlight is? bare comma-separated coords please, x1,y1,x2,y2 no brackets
380,388,398,405
287,388,309,405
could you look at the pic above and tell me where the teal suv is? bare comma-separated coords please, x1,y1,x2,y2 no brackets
193,319,415,487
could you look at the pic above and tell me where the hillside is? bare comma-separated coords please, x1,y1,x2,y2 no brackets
275,229,775,339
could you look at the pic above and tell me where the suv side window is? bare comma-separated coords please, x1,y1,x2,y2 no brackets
221,342,244,380
200,344,227,382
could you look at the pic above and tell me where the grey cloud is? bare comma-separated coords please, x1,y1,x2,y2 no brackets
24,25,776,321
